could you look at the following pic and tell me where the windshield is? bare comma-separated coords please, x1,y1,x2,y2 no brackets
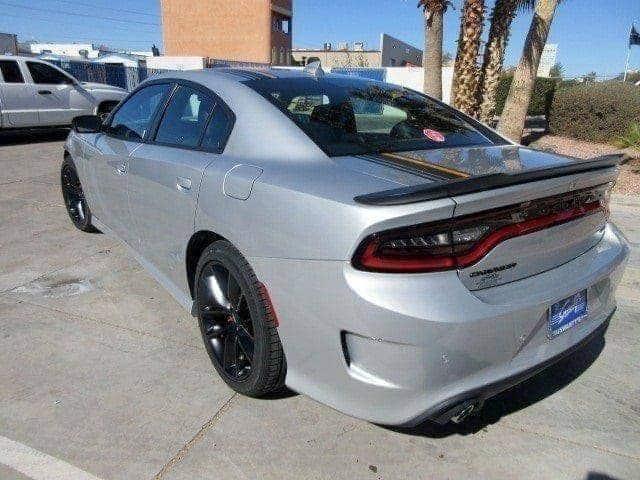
244,76,504,157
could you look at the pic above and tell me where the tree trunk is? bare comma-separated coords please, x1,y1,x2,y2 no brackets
452,0,485,116
497,0,559,141
477,0,518,124
423,10,444,100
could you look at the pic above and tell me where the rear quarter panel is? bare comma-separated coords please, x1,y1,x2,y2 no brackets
194,154,456,261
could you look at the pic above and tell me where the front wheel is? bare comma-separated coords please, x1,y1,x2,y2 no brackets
61,157,98,233
195,240,286,397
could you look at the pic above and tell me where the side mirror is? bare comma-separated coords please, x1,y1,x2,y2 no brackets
72,115,102,133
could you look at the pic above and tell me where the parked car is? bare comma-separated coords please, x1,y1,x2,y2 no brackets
0,55,127,130
61,68,629,426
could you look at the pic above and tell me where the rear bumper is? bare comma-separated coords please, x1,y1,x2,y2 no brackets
421,314,612,426
250,223,629,426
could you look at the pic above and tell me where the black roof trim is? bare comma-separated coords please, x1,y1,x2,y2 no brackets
354,155,622,206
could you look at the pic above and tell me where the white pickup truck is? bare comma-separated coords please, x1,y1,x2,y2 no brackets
0,55,128,130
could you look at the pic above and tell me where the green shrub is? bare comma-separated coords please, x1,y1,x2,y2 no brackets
549,82,640,144
495,75,558,117
615,122,640,149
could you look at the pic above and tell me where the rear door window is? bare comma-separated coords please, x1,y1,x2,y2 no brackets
108,83,171,141
0,60,24,83
154,85,215,148
200,104,233,153
26,62,73,85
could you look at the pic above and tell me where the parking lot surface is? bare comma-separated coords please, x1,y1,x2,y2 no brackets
1,131,639,480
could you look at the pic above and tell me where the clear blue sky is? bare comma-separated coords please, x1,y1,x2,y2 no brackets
1,0,638,77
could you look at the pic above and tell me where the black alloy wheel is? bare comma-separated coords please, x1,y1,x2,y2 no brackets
198,262,255,381
61,158,98,232
195,241,286,396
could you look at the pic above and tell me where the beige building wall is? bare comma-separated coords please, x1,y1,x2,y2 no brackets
292,50,381,68
161,0,292,64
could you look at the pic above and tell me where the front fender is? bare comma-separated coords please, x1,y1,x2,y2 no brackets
85,89,128,109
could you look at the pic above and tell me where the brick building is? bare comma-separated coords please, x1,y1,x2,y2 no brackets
160,0,292,65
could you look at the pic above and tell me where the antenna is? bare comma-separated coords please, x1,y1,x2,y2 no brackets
303,61,324,78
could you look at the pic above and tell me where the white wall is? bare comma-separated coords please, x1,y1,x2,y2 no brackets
145,56,206,71
27,43,99,59
384,66,454,104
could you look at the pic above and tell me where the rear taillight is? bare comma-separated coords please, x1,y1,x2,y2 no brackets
353,183,612,273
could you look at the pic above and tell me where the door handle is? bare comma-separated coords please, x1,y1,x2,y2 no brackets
176,176,192,192
38,90,52,95
115,164,127,175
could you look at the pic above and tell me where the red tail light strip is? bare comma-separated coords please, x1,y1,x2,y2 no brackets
455,201,602,268
355,201,604,273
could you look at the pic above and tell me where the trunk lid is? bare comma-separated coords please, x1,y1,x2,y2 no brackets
351,145,618,289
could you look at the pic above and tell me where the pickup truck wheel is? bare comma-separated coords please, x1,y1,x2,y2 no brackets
61,158,99,233
195,240,286,397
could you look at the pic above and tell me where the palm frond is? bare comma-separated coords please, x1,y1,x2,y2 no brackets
417,0,453,14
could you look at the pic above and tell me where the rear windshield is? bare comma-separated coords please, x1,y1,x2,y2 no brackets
245,76,504,157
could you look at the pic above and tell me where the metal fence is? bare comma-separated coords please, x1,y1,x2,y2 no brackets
48,58,269,91
47,59,160,91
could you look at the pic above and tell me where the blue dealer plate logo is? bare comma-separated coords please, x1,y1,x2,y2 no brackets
549,290,588,337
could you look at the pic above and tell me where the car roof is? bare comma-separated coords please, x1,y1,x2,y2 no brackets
0,55,59,64
0,55,34,61
148,67,377,106
152,67,326,84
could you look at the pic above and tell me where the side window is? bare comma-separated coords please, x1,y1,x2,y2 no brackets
201,105,233,153
0,61,24,83
108,84,171,141
26,62,73,85
154,85,215,148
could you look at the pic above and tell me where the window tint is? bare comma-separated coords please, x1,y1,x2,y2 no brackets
155,85,214,148
245,77,503,157
0,60,24,83
109,84,171,141
201,105,232,152
26,62,72,85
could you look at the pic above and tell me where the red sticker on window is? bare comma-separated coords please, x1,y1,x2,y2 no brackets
423,128,446,142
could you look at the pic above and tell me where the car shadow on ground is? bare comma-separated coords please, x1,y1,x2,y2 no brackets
0,128,69,146
260,387,298,400
393,323,608,439
585,473,622,480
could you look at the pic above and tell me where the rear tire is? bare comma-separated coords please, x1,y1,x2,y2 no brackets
195,240,286,397
61,157,99,233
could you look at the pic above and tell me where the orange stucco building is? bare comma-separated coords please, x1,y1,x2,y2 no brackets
160,0,292,65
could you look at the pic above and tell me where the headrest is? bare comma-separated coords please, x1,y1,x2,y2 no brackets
310,102,357,134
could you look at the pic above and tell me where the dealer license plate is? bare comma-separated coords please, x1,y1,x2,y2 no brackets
548,290,588,337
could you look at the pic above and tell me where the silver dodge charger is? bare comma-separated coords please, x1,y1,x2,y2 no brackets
62,67,629,426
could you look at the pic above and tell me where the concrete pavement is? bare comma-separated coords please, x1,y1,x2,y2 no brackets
0,132,638,480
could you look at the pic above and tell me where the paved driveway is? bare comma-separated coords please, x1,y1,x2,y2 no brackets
1,131,639,480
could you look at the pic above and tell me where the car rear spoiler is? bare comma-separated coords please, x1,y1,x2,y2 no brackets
354,155,622,206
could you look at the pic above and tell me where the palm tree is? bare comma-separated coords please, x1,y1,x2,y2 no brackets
419,1,452,100
451,0,485,116
497,0,560,141
477,0,522,123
